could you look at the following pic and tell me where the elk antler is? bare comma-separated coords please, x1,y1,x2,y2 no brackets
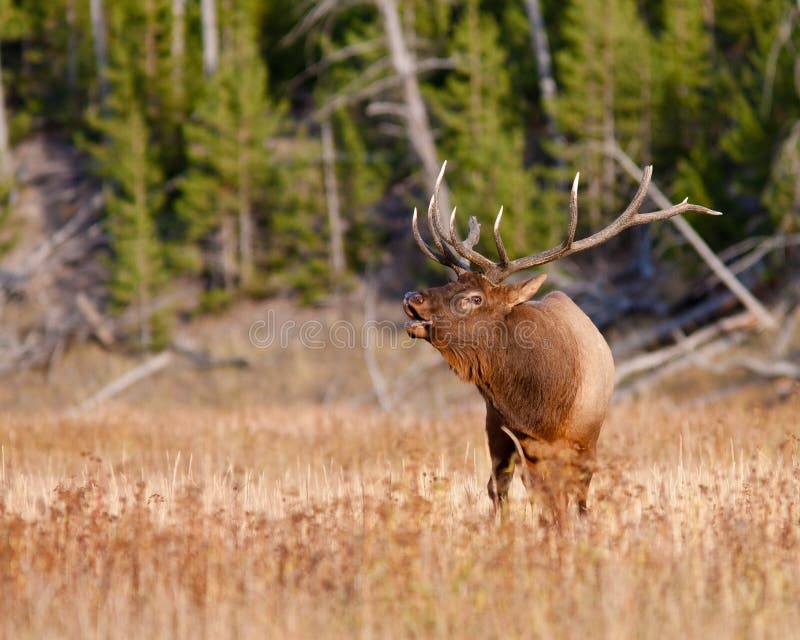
412,162,721,283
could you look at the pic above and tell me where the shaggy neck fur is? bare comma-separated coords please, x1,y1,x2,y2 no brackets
437,301,581,441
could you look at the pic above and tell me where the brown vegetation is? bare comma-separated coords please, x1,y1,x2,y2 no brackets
0,387,798,638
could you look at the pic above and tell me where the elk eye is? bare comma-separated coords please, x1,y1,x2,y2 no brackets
471,295,482,305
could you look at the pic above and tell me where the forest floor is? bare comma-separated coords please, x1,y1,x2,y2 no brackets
0,329,799,638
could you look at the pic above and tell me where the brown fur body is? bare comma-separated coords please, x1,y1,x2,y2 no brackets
404,272,614,513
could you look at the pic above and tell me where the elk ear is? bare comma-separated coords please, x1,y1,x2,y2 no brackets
505,273,547,308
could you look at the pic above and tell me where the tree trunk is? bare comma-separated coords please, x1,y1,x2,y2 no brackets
171,0,186,79
170,0,186,110
0,47,10,179
238,199,254,290
237,141,254,290
522,0,562,143
601,43,616,218
637,46,654,278
374,0,449,214
608,143,778,330
67,0,79,109
321,118,346,288
201,0,220,76
144,0,157,80
220,214,237,292
89,0,109,106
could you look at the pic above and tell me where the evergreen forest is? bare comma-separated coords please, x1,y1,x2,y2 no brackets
1,0,799,346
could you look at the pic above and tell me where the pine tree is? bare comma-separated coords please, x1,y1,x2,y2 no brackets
0,0,29,175
332,107,386,273
0,0,31,259
85,7,168,348
178,1,285,297
555,0,654,227
702,0,794,241
656,0,712,157
430,1,556,257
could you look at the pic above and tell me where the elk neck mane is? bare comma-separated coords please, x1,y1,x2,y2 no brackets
437,297,582,440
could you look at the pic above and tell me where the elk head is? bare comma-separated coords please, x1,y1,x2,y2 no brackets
403,271,547,344
404,162,721,346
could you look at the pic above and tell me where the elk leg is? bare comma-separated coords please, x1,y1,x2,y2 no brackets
485,405,517,509
574,445,597,515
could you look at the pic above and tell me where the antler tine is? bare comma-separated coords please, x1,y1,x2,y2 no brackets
411,161,716,282
424,162,470,272
448,207,497,273
495,172,581,273
611,164,652,229
412,207,459,269
494,165,721,280
628,199,722,225
565,172,579,250
424,163,481,269
464,215,481,251
493,207,509,266
426,164,449,255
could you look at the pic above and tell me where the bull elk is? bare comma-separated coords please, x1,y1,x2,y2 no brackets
403,163,719,517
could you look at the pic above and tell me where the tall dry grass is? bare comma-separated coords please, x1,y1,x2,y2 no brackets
1,391,798,639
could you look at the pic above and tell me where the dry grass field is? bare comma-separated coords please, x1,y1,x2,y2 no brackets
1,393,798,638
0,304,799,639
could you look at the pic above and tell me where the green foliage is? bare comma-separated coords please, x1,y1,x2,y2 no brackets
332,108,387,275
3,0,800,322
430,1,556,256
93,104,166,347
199,287,234,313
14,0,87,125
655,0,712,157
84,16,168,349
177,4,286,293
556,0,655,225
0,178,18,258
265,134,329,302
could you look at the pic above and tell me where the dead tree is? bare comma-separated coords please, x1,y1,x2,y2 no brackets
522,0,561,144
288,0,454,216
171,0,186,90
201,0,219,76
605,142,778,330
89,0,109,106
0,47,9,180
373,0,450,213
321,118,346,287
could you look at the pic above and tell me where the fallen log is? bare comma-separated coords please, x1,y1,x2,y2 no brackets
603,142,778,330
614,332,749,401
71,351,173,415
612,289,746,359
68,340,251,415
75,292,115,347
615,311,756,385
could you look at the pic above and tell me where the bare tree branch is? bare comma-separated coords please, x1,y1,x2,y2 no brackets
365,101,407,118
363,280,392,411
281,0,352,47
70,351,173,415
321,119,346,284
309,57,454,123
603,142,778,330
615,311,756,385
375,0,450,216
0,192,104,297
288,38,385,90
762,5,799,117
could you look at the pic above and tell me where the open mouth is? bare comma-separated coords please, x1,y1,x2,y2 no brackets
403,300,431,339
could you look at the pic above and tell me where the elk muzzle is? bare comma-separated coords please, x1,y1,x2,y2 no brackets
403,291,432,340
